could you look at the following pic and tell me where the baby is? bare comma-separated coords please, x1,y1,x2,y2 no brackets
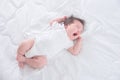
16,15,85,69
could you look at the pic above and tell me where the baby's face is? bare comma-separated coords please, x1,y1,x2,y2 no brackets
65,20,83,40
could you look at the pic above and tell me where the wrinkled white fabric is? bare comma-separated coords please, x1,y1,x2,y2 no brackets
0,0,120,80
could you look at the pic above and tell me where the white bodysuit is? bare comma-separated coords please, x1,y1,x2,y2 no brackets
24,22,74,59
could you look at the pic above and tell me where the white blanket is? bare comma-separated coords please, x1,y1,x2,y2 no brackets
0,0,120,80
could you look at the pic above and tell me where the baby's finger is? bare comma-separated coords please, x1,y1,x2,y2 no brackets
49,20,55,26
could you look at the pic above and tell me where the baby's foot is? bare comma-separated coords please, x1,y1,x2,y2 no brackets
16,54,26,68
18,62,24,68
16,54,26,62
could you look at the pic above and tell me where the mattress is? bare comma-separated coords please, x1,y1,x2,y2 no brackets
0,0,120,80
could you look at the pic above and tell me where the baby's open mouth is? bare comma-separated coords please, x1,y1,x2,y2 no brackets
73,33,77,36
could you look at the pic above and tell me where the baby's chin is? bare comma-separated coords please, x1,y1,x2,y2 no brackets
69,36,78,41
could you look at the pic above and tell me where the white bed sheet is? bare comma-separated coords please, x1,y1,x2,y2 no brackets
0,0,120,80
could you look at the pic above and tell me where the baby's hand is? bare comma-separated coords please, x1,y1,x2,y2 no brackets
49,16,67,26
49,20,55,26
76,36,81,42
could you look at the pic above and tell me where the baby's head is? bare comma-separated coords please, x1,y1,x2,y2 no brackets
64,15,85,40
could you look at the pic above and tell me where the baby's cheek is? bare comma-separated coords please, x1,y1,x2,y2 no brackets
70,34,76,40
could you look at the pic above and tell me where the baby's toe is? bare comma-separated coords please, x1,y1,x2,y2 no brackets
18,62,24,68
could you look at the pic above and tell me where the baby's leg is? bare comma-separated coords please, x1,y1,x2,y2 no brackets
17,38,35,56
25,55,47,69
16,38,34,68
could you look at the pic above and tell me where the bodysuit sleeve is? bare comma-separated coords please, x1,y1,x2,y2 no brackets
52,21,74,49
61,29,74,49
53,26,74,50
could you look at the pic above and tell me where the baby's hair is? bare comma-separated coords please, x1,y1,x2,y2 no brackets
63,15,85,29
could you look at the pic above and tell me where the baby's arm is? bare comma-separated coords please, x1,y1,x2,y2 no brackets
67,37,82,55
50,16,67,25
